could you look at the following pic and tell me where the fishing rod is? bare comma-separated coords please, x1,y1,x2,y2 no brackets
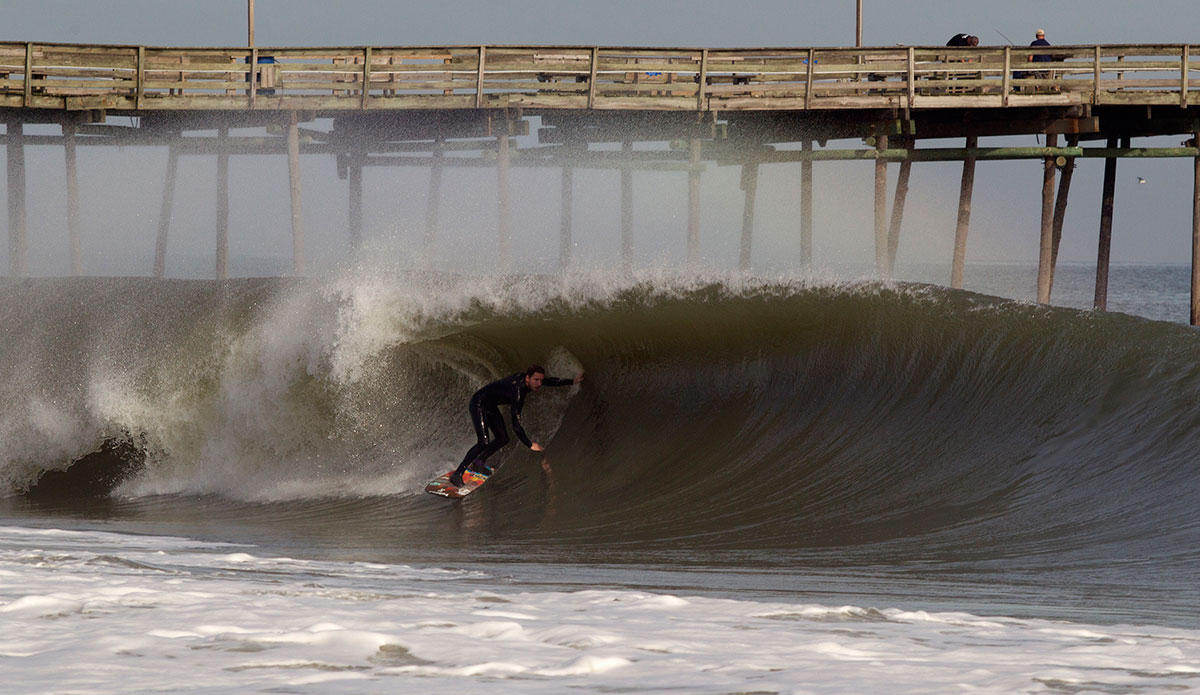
993,28,1046,144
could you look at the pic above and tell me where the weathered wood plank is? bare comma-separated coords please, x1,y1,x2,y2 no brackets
475,46,486,107
503,94,591,109
590,96,701,110
587,46,598,108
23,42,33,106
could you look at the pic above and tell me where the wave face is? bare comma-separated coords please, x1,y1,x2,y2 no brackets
2,274,1199,581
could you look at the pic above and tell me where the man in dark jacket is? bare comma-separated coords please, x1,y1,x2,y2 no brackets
449,365,583,487
1028,28,1053,81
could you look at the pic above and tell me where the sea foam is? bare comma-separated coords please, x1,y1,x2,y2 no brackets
0,526,1195,694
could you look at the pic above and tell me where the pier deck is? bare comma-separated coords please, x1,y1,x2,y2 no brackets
1,42,1198,114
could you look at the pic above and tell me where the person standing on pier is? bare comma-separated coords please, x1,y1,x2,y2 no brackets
1029,29,1053,79
945,34,981,91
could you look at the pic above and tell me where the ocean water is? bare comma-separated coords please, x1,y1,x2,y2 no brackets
1,263,1199,693
901,261,1194,325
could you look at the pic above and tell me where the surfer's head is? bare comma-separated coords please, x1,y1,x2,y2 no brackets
525,365,546,391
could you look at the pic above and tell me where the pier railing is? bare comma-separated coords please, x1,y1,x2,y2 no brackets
1,42,1197,112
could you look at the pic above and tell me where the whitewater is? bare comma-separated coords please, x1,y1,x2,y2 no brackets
3,525,1197,694
2,264,1200,693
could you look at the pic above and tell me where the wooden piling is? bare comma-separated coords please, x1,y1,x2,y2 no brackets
63,123,81,276
1095,137,1118,311
739,161,759,271
497,131,512,268
687,137,701,267
621,140,633,273
1048,135,1078,296
950,136,977,290
1036,133,1058,304
216,125,230,280
1192,130,1200,325
801,140,813,268
348,155,363,252
560,160,573,270
874,134,888,275
153,145,179,278
887,139,912,276
287,112,306,275
423,138,443,258
6,123,26,277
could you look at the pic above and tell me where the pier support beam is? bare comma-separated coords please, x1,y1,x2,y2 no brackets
1049,135,1078,297
800,140,813,268
1192,130,1200,325
739,160,759,271
7,123,27,277
153,145,179,278
497,131,512,268
1037,133,1059,304
1095,137,1119,311
687,137,701,267
874,134,889,275
560,160,573,270
951,136,977,289
287,112,306,275
621,140,633,273
887,139,912,276
63,123,82,276
423,138,443,258
216,125,230,280
348,155,363,253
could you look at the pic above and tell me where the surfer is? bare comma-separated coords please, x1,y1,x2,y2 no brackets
448,366,583,488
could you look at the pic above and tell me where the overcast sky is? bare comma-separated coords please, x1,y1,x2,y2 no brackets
2,1,1199,277
7,0,1199,49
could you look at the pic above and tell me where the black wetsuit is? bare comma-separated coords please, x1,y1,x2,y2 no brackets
453,372,574,478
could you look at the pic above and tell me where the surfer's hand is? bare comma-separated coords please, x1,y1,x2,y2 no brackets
531,442,544,452
573,372,584,384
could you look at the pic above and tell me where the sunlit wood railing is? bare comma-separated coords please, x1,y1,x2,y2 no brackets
0,42,1197,112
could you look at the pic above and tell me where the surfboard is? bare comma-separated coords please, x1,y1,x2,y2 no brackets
424,468,490,499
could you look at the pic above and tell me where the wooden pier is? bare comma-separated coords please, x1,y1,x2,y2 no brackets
3,41,1200,320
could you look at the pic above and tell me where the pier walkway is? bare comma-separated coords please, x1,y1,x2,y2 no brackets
1,42,1198,113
